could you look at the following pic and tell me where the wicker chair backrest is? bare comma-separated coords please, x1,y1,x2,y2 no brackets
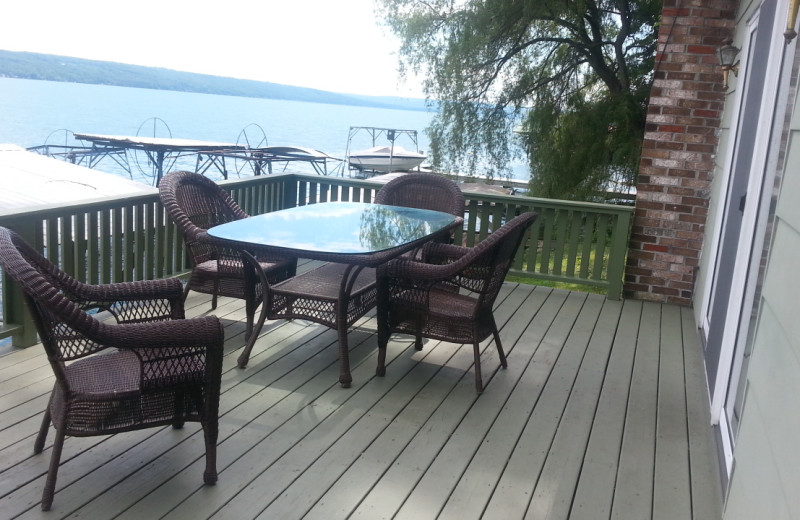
159,170,248,263
374,173,465,217
451,212,536,309
0,227,107,363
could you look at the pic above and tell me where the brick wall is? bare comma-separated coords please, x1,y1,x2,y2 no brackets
624,0,738,305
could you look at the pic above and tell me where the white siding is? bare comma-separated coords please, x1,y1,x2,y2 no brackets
723,103,800,519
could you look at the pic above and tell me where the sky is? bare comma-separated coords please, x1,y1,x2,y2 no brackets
0,0,423,98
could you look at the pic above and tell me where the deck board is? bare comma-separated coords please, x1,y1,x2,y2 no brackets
523,296,622,520
0,283,723,519
611,301,661,520
682,306,724,520
653,304,692,520
570,299,641,520
481,290,590,520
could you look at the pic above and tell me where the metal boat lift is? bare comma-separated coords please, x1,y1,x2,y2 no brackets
196,145,341,178
338,126,423,177
28,121,342,185
27,129,132,176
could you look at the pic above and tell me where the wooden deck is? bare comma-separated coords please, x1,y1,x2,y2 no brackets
0,274,723,519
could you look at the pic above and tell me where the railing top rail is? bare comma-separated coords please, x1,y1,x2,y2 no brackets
461,191,634,214
0,172,633,222
283,173,635,215
0,191,160,220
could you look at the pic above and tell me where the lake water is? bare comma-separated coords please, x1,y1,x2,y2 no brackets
0,77,529,344
0,77,528,183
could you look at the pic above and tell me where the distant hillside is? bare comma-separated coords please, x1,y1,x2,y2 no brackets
0,50,430,112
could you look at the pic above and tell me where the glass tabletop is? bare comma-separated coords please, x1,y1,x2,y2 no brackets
208,201,459,255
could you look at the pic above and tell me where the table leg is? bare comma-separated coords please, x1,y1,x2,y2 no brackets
375,275,390,377
336,264,366,388
237,250,270,368
238,296,270,368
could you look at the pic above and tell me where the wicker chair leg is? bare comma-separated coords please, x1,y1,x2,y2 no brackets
376,352,387,377
202,422,218,485
337,324,353,389
376,329,389,377
414,335,424,351
245,305,254,341
182,281,191,301
473,342,484,394
172,393,186,429
34,406,51,454
493,327,508,368
204,344,222,485
41,427,66,511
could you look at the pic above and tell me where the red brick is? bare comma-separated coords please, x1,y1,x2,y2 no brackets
662,8,692,16
687,44,717,54
644,244,670,253
627,0,735,305
694,109,719,118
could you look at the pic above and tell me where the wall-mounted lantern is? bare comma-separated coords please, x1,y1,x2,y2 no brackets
786,0,800,41
718,40,741,90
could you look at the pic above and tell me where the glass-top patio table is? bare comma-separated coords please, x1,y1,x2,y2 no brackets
208,201,462,387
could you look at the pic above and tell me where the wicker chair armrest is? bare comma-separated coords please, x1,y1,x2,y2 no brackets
379,255,467,281
98,316,225,352
418,242,471,263
76,277,184,302
71,278,185,322
380,232,499,280
380,216,526,283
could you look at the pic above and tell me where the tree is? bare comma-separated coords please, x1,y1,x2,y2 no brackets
376,0,659,200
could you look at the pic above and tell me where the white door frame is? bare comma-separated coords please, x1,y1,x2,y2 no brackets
699,0,790,472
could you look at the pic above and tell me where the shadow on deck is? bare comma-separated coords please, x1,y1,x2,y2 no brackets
0,281,723,519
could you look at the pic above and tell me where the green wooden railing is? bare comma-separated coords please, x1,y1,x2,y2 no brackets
0,173,632,347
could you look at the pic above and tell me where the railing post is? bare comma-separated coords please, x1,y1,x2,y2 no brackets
606,208,633,300
282,174,300,209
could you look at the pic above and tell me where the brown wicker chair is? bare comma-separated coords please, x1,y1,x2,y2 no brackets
159,171,297,342
375,173,465,260
0,226,224,511
374,172,465,217
376,212,537,393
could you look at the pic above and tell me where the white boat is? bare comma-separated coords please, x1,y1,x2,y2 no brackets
348,145,426,173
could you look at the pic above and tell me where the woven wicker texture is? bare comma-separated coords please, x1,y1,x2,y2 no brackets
374,173,465,258
159,171,297,342
0,226,224,511
376,212,537,393
373,172,466,217
239,252,378,387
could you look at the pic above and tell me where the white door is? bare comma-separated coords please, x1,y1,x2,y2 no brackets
698,0,795,474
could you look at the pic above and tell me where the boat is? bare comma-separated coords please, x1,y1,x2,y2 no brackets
347,145,426,173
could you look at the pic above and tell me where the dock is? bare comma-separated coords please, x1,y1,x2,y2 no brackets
0,145,155,212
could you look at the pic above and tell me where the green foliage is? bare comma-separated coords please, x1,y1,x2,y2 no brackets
377,0,659,198
525,91,646,200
